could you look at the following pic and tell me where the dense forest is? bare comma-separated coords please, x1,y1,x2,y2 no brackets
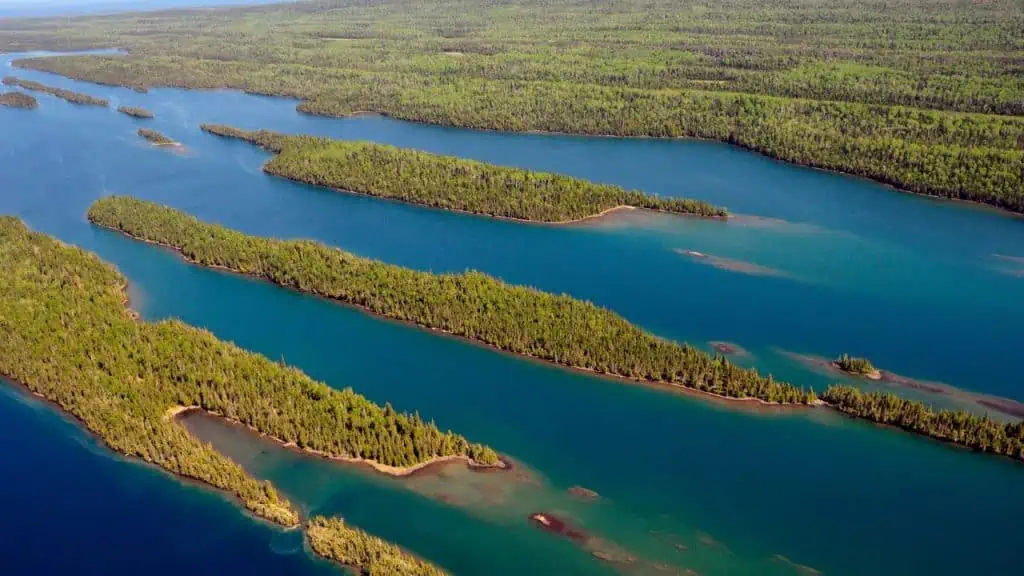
138,128,175,145
0,216,497,532
307,516,447,575
0,91,37,108
834,354,876,376
822,386,1024,461
3,0,1021,211
87,195,811,405
118,105,153,119
201,124,726,221
1,76,108,106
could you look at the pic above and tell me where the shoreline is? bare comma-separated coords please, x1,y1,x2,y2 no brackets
174,405,507,478
93,222,814,415
0,375,302,530
295,105,1024,219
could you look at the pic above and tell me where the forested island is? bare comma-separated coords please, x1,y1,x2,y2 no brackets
3,0,1021,212
137,128,175,146
87,196,808,405
118,105,153,119
1,76,108,106
833,354,880,379
200,124,726,222
0,216,498,533
0,91,37,109
307,517,447,575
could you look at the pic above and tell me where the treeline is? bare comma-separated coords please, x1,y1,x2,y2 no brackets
138,128,175,145
118,105,153,119
0,216,498,529
822,386,1024,461
5,0,1022,212
306,516,447,575
0,91,37,109
87,196,811,405
2,76,108,106
200,124,726,221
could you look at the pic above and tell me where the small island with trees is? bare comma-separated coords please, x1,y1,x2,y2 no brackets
833,354,881,379
0,91,37,109
137,128,176,146
118,105,153,119
2,76,108,106
200,124,727,223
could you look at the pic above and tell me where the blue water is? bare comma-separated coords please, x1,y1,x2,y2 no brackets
2,51,1023,575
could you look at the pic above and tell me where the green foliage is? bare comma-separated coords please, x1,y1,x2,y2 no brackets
0,216,497,529
307,516,447,575
0,91,37,109
822,386,1024,461
2,76,108,106
3,0,1022,211
118,105,153,119
201,124,726,221
87,195,810,406
137,128,174,145
834,354,876,375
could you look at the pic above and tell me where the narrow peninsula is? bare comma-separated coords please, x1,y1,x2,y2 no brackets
118,105,154,119
0,91,37,109
200,124,727,222
138,128,176,146
86,197,1024,462
87,196,804,406
0,215,499,566
2,76,108,106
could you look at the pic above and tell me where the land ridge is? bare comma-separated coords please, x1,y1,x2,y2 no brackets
199,123,727,222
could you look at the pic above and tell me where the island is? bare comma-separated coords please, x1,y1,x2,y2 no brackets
0,91,37,109
200,124,727,222
86,197,1024,463
833,354,881,380
137,128,176,146
118,105,154,119
0,216,499,565
5,0,1022,213
87,196,809,406
306,516,447,575
1,76,108,106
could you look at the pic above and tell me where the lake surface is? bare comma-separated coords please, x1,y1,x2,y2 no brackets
2,51,1023,575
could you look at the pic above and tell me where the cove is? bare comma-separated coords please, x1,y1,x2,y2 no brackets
1,50,1023,575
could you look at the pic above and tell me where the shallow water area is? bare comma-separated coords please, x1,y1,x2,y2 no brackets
1,51,1024,576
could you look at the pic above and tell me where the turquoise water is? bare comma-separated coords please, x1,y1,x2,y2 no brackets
2,51,1023,575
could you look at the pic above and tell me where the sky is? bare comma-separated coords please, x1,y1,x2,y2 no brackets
0,0,289,18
